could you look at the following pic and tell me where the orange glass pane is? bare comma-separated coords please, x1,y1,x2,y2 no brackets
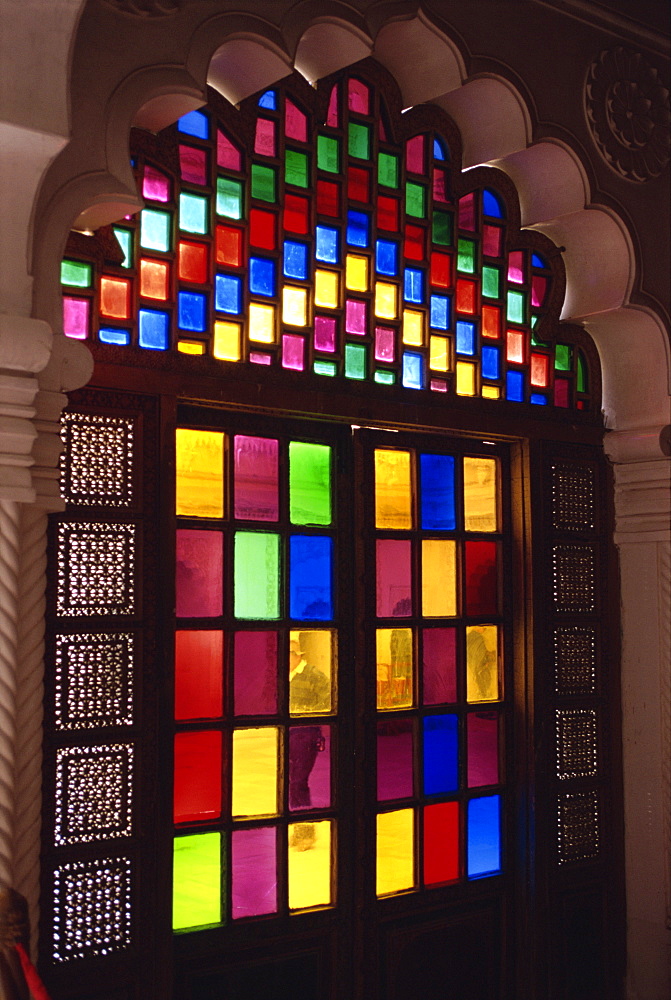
456,279,476,314
179,241,208,283
530,352,549,387
506,330,524,363
100,276,130,318
140,259,169,300
215,225,243,267
482,305,501,339
374,449,412,529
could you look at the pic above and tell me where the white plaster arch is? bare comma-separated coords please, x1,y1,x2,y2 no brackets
294,18,373,83
373,8,465,105
433,75,532,166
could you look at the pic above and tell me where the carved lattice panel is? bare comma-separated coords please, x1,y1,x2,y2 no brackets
55,744,134,845
56,522,137,616
558,791,600,864
61,412,135,507
552,544,596,613
551,462,596,532
52,858,132,961
54,633,134,729
556,709,598,779
554,626,597,695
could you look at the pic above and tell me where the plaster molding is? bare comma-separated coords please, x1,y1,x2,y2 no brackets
612,457,671,544
0,500,20,888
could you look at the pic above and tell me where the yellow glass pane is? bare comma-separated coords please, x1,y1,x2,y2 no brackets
376,628,413,710
315,269,339,309
429,335,449,372
289,629,335,715
283,286,307,327
178,340,205,355
175,428,224,518
402,309,424,347
249,302,276,344
422,540,457,617
375,281,398,320
374,449,412,529
456,361,476,396
376,809,414,896
463,456,498,532
232,727,278,817
213,320,241,361
346,254,368,292
482,385,500,399
288,820,332,910
466,625,499,702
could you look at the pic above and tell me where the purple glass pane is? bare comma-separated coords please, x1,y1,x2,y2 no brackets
375,326,395,362
289,725,331,811
467,712,499,787
377,719,414,801
422,628,457,705
376,540,412,617
314,315,337,353
234,631,278,715
175,529,223,617
234,435,279,521
282,334,305,371
345,298,367,335
232,826,277,918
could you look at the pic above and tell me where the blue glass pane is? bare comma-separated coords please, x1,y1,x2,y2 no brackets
215,274,242,314
346,210,369,248
404,268,424,304
530,393,548,405
178,291,206,332
315,226,339,264
482,346,500,380
467,795,501,877
482,189,503,218
433,138,446,160
402,352,423,390
258,90,276,110
177,110,209,139
430,295,449,330
423,715,458,795
249,257,276,297
284,241,309,280
289,535,333,620
532,253,546,269
420,453,456,530
506,370,524,402
375,240,398,276
456,321,475,355
99,327,129,346
138,309,169,350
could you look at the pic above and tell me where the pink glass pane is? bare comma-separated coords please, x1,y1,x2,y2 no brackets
289,725,331,810
63,297,89,339
255,118,276,157
422,628,457,705
176,529,223,617
465,541,498,616
554,378,570,407
483,225,502,258
467,712,499,786
375,326,395,362
376,540,412,617
327,85,339,127
348,78,369,115
433,168,448,202
175,630,223,720
234,631,278,716
285,98,307,142
217,129,242,171
234,435,279,521
174,730,222,823
531,275,547,308
232,827,277,918
458,193,476,230
314,315,337,353
142,164,170,202
507,251,524,284
345,299,367,335
249,352,272,365
282,334,305,371
179,144,207,185
377,719,414,801
406,135,425,174
430,379,448,393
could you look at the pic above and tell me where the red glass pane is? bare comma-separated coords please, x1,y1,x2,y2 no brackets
348,77,370,115
456,279,476,314
376,540,412,617
467,712,499,786
218,129,242,171
531,274,547,308
482,224,502,258
554,378,570,407
326,85,339,127
432,168,448,202
424,801,459,884
285,193,311,233
289,725,331,810
173,730,222,823
406,135,425,174
530,353,549,387
232,827,277,918
179,241,208,283
234,631,278,715
285,98,307,142
176,529,223,618
175,630,223,720
507,250,524,284
430,252,450,287
100,277,130,319
465,540,498,616
506,330,524,363
348,166,370,203
482,305,501,339
422,628,457,705
458,193,476,230
404,225,425,261
216,225,243,267
377,195,399,232
179,145,207,185
316,181,339,219
377,719,414,800
234,435,279,521
249,209,276,250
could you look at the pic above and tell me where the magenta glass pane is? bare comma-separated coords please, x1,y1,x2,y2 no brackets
467,712,499,786
376,540,412,617
348,78,369,115
217,129,242,171
176,529,223,617
234,435,279,521
345,299,367,335
285,99,307,142
327,85,339,127
314,315,337,353
63,297,89,339
482,224,502,257
531,275,547,308
142,164,170,202
289,725,331,811
232,826,277,918
375,326,395,362
554,378,569,407
282,334,305,370
255,118,276,157
377,719,414,801
249,352,272,365
180,144,207,185
465,541,498,616
507,250,524,284
458,193,476,230
406,135,425,174
422,628,457,705
234,630,278,715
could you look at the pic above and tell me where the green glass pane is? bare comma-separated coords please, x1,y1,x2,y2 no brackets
285,150,309,188
289,441,332,525
61,260,91,288
374,369,395,385
314,360,337,376
251,164,277,203
577,351,587,392
457,239,475,274
405,182,426,219
482,266,500,298
555,343,572,371
348,122,371,160
507,290,525,324
318,136,340,174
378,152,399,188
345,343,366,380
179,194,208,235
141,209,171,251
113,227,132,268
173,833,221,931
530,314,539,329
217,177,243,219
432,210,451,246
234,532,280,619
